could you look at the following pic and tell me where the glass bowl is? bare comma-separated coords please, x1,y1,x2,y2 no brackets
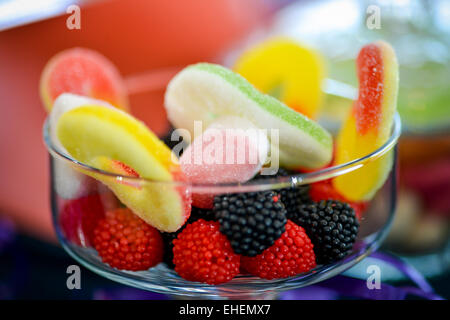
43,104,401,299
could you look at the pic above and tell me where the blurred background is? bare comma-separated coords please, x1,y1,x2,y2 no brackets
0,0,448,299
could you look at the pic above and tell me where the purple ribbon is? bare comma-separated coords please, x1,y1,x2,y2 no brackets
280,252,444,300
280,276,442,300
93,288,168,300
369,251,435,294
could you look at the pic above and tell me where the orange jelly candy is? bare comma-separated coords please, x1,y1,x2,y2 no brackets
333,41,399,201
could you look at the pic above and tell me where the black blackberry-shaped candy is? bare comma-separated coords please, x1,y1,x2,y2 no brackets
292,200,359,264
254,168,311,219
161,206,215,268
214,191,287,257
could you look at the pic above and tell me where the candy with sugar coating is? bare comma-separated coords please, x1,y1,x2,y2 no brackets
233,37,325,119
179,116,269,208
333,41,399,201
56,104,191,232
40,48,129,112
50,94,114,199
165,63,332,169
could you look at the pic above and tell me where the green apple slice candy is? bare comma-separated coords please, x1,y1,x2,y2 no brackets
164,63,332,169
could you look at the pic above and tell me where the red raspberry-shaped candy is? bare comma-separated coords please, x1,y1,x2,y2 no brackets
173,219,240,285
93,208,163,271
241,220,316,280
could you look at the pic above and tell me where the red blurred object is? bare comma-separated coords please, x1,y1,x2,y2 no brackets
0,0,269,241
402,158,450,217
399,135,450,217
60,192,118,247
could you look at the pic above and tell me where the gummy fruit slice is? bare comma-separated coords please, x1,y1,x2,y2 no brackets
50,94,114,199
333,41,399,201
233,37,325,119
164,63,332,169
56,104,191,232
40,47,129,112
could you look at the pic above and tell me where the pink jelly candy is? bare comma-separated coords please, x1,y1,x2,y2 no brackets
179,117,269,208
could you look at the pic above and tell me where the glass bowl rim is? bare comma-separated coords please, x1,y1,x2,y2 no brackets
43,113,401,192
